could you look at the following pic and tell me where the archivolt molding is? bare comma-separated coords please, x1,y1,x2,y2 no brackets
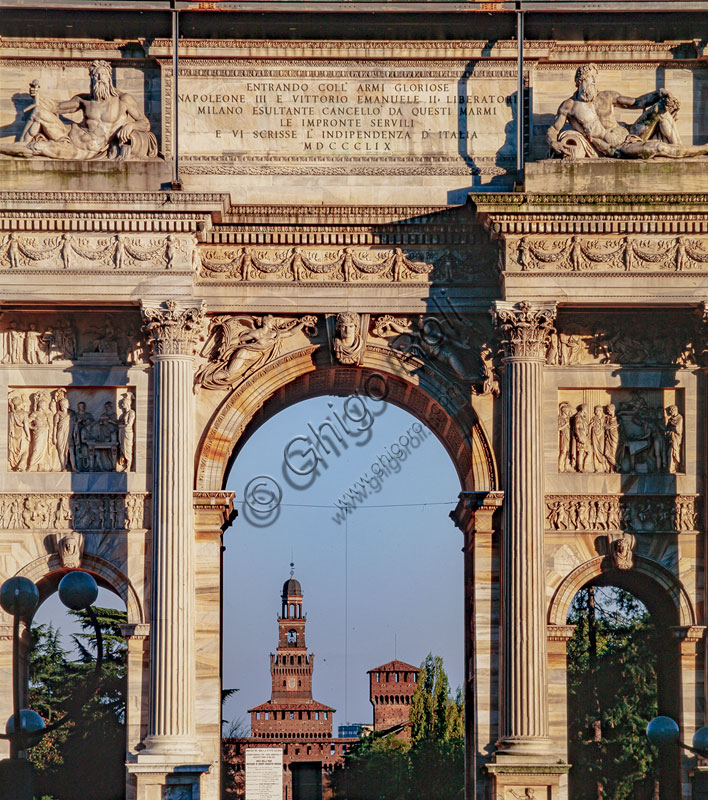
548,554,695,628
195,343,497,494
15,552,144,626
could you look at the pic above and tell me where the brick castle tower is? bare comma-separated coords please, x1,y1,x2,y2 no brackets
249,566,335,739
368,660,420,736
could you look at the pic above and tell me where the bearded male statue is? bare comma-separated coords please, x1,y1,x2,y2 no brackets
547,63,708,160
0,60,157,161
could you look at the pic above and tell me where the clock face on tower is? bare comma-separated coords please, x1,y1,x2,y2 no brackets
288,678,296,689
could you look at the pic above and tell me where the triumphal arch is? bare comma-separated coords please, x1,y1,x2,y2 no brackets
1,1,707,798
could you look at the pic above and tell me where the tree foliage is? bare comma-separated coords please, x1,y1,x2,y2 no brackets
567,587,660,800
330,653,464,800
28,606,128,800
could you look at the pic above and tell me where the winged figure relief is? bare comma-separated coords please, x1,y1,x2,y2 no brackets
195,314,318,390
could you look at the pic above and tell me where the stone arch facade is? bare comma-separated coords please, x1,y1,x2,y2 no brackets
548,554,696,629
196,352,497,494
15,552,145,626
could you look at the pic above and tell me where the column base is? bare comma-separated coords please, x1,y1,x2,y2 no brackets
127,761,211,800
139,735,202,759
494,736,555,758
485,762,570,800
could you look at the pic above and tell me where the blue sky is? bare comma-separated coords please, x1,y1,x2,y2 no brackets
35,393,464,735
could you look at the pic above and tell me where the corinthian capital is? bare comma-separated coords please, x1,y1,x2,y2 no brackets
141,299,206,357
493,301,557,360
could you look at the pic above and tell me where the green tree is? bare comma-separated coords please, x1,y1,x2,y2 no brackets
567,587,660,800
28,606,128,800
331,653,463,800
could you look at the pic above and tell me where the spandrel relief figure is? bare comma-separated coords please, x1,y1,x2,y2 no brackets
547,63,708,160
57,532,82,569
196,314,318,390
117,392,136,472
0,61,158,161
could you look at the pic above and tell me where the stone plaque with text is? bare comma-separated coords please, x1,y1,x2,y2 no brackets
174,60,521,176
245,747,283,800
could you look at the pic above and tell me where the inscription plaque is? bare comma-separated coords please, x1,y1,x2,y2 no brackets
245,747,283,800
175,61,521,175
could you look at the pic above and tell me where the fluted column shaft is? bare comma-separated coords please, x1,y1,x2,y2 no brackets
141,300,205,757
494,301,556,756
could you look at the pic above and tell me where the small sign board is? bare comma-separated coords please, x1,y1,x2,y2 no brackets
245,747,283,800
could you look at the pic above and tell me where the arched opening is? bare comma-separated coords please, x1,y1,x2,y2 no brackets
558,562,686,799
217,384,479,800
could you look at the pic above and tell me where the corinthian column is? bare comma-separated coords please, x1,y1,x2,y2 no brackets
141,299,205,757
493,301,556,757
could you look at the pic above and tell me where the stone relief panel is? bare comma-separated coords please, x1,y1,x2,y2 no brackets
545,494,699,533
197,245,475,284
371,313,499,393
509,234,708,273
557,389,683,474
0,60,160,160
9,388,136,473
195,314,318,390
0,312,145,365
546,311,704,366
0,232,196,272
0,493,149,531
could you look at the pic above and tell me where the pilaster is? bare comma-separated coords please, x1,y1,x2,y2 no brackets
451,490,503,800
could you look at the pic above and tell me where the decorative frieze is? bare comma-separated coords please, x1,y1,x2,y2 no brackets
0,493,149,531
511,234,708,273
9,388,135,473
0,232,196,271
197,245,475,283
545,494,699,533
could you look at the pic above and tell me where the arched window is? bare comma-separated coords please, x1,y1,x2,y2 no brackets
288,629,297,644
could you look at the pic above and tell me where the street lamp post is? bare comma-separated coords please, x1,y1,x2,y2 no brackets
0,570,104,800
647,716,708,798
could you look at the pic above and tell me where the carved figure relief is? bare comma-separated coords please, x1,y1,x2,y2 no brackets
512,235,708,274
8,388,136,473
56,531,83,569
196,314,318,390
0,232,195,273
329,312,367,366
0,494,148,530
558,390,683,474
0,313,144,365
0,61,158,160
198,245,471,284
545,495,699,533
547,63,708,160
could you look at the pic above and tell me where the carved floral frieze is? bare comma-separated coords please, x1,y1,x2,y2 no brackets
510,235,708,273
9,388,135,473
0,232,196,272
0,493,149,531
197,245,472,284
545,494,699,533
